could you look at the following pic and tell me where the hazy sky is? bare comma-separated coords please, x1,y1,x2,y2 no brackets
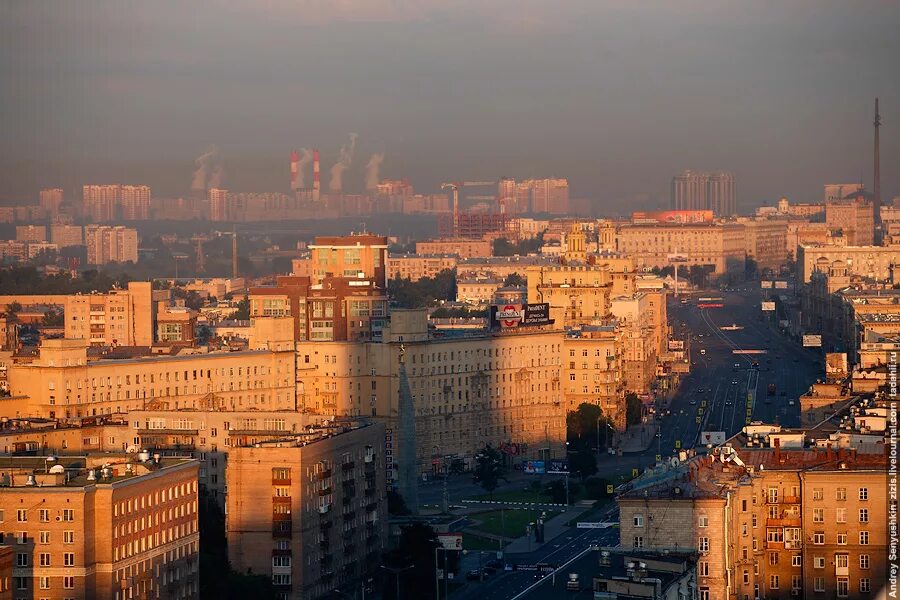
2,0,898,212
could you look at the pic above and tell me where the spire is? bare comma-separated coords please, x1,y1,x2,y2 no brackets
874,97,881,214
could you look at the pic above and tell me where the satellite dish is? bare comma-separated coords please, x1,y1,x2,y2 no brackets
49,465,65,474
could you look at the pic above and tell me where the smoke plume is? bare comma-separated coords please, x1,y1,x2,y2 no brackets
296,148,313,189
365,153,384,190
191,145,224,191
329,132,358,192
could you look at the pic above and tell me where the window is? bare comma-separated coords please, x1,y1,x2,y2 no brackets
766,528,783,543
39,576,50,589
837,577,849,598
633,536,643,549
859,531,869,545
16,531,26,544
836,507,847,523
15,577,26,591
813,488,823,500
836,554,849,569
64,577,74,589
836,487,847,501
699,537,709,552
769,552,779,566
16,509,27,522
39,508,50,522
64,553,75,566
698,515,709,528
39,553,51,566
837,533,847,545
62,509,74,522
813,508,824,523
40,531,50,544
699,589,710,600
633,515,644,527
859,487,868,501
16,553,27,567
272,574,291,586
64,531,74,544
770,575,779,590
860,554,869,569
792,575,801,592
813,532,824,545
273,555,291,568
791,554,802,567
859,508,869,523
767,487,778,503
814,556,825,569
860,578,870,593
743,570,750,584
698,560,709,577
814,578,825,592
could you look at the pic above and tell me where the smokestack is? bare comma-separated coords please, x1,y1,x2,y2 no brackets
313,149,320,202
329,133,358,193
290,150,299,192
191,146,220,191
365,153,384,191
232,226,238,279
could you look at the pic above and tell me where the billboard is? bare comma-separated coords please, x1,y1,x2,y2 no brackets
437,534,463,550
760,281,773,289
547,459,569,474
802,335,822,347
774,281,789,289
523,460,545,474
825,353,848,378
701,431,727,445
631,210,714,224
668,340,685,351
761,301,776,311
491,302,552,329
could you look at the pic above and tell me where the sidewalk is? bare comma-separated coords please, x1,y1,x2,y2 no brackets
618,422,659,454
503,506,587,554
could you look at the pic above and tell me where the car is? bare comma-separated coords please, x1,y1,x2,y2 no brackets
485,559,503,569
731,380,738,385
467,570,482,581
690,399,697,405
788,400,795,406
725,399,733,405
697,388,705,393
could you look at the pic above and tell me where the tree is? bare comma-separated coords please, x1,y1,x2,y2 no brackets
6,302,22,316
625,392,643,427
387,490,411,516
492,238,516,257
542,478,581,505
41,308,64,327
473,444,506,500
568,448,597,480
566,403,603,449
382,522,454,600
503,273,526,287
232,295,250,320
388,269,457,308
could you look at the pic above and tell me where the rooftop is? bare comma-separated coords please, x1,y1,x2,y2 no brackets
0,453,195,489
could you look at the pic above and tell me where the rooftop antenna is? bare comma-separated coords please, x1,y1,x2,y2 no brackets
231,225,238,279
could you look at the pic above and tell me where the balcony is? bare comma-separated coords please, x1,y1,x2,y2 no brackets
319,539,330,551
766,518,801,527
320,520,333,531
272,476,291,486
342,461,356,472
364,452,375,464
782,495,800,504
272,524,292,538
317,469,333,481
318,503,332,514
319,487,333,497
835,565,848,577
365,502,378,512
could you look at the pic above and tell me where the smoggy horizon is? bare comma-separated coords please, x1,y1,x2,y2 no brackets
2,0,898,212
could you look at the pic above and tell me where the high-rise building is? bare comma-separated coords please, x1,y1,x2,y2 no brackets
226,421,387,600
49,224,84,248
63,282,157,346
208,188,228,221
39,188,64,219
308,233,389,288
671,171,736,215
14,225,46,243
707,172,736,216
671,170,709,211
120,185,151,220
84,225,139,265
0,454,200,600
82,185,121,222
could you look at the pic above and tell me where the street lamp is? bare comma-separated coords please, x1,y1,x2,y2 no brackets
380,564,413,600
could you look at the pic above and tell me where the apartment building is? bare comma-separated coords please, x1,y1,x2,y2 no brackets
6,338,296,419
387,254,458,281
82,185,121,222
826,197,875,246
120,185,151,221
0,454,199,600
415,239,492,259
617,408,888,600
64,281,159,346
14,226,46,243
249,275,388,343
39,188,64,220
615,223,746,276
49,224,84,249
456,278,504,304
308,234,389,288
739,219,789,271
295,309,567,476
797,244,900,283
525,261,635,327
226,422,386,600
561,326,623,425
84,225,139,265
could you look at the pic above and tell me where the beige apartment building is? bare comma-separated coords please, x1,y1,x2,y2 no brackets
14,225,46,243
415,239,492,259
84,225,139,265
49,224,84,249
309,233,389,288
120,185,151,221
739,219,788,271
797,244,900,282
615,223,746,276
456,278,504,304
6,338,296,419
561,326,623,425
226,422,386,600
64,281,160,346
618,423,888,600
295,310,567,474
387,254,458,281
826,198,875,246
0,454,199,600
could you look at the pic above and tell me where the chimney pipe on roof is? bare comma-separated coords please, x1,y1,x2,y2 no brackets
773,437,781,463
826,443,834,461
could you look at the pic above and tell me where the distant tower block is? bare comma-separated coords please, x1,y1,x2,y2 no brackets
312,149,321,202
290,150,300,192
